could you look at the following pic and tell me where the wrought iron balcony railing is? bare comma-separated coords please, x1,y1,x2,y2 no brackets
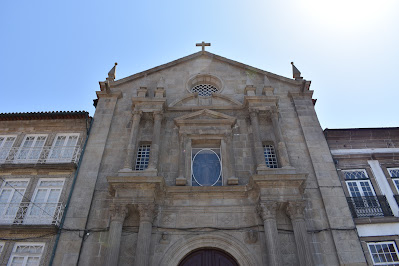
347,196,393,218
0,146,81,165
0,202,64,226
394,195,399,207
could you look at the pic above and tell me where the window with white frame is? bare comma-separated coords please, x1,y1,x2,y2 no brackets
0,179,29,224
7,242,45,266
0,135,16,163
263,144,278,168
135,144,151,170
388,168,399,193
48,133,79,162
343,169,376,197
367,241,399,265
25,179,64,225
191,147,222,186
16,135,47,163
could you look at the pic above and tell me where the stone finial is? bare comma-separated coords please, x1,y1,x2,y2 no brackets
246,72,254,86
244,72,256,96
157,76,166,89
107,62,118,81
264,75,272,87
263,75,274,96
291,62,303,80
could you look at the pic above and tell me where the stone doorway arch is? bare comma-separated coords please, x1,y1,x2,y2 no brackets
179,248,238,266
157,233,259,266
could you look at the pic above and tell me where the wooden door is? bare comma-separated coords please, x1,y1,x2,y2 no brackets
179,249,238,266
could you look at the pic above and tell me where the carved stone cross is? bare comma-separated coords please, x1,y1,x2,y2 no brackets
196,41,211,52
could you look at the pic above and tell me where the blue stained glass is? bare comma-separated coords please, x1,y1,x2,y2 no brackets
192,149,221,186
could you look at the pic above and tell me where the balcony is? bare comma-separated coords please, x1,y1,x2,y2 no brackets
0,202,64,226
347,196,393,218
0,146,81,165
394,195,399,207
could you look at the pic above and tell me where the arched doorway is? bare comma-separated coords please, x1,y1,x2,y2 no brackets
179,248,239,266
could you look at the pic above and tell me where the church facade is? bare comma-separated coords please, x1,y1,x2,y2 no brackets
46,48,368,265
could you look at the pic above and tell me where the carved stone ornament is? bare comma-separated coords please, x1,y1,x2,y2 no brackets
257,202,278,221
132,110,143,120
153,110,163,119
249,108,260,116
109,204,128,223
244,230,258,244
137,203,157,223
286,201,306,220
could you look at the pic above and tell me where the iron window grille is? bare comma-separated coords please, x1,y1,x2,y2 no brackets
190,84,219,97
135,144,151,170
367,241,399,265
263,144,278,168
347,195,393,218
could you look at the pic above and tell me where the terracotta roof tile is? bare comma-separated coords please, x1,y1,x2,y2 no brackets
0,111,89,121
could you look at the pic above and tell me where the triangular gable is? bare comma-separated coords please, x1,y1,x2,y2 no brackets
174,109,236,127
111,51,300,87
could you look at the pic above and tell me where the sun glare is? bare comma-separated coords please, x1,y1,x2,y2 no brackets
298,0,395,32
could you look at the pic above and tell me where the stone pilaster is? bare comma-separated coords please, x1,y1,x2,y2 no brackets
134,203,157,266
176,133,187,185
105,204,128,266
147,110,163,170
223,133,238,185
271,111,291,168
122,110,142,170
286,201,314,266
258,202,281,266
249,108,267,171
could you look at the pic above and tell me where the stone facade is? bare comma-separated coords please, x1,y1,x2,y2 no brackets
0,111,90,265
325,128,399,266
49,51,367,266
0,51,374,265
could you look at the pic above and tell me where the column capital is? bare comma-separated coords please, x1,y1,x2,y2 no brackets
109,204,128,223
137,203,157,223
249,108,259,116
132,110,143,118
286,201,306,220
153,110,163,120
257,201,278,221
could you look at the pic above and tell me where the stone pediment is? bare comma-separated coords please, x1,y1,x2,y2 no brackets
111,51,301,87
174,109,236,127
169,94,242,110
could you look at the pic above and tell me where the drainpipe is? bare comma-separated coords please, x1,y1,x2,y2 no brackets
49,114,93,266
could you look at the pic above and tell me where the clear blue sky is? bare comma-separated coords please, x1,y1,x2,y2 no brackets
1,0,398,129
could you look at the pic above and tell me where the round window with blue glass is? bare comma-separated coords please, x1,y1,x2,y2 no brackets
192,148,222,186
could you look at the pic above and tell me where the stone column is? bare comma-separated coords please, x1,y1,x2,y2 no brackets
271,111,291,168
105,205,128,266
249,108,267,170
134,204,156,266
258,202,281,266
122,110,142,170
286,201,314,266
147,111,163,170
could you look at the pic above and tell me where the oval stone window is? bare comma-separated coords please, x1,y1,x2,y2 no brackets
192,148,222,186
187,74,223,97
